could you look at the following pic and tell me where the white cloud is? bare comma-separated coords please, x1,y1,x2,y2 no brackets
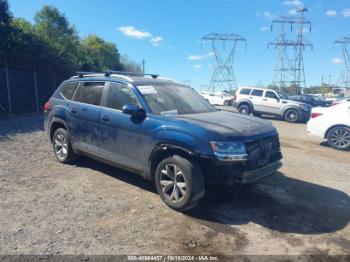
283,0,302,6
261,26,269,32
187,52,214,61
263,11,277,19
332,58,344,64
326,10,337,17
343,9,350,17
150,36,163,46
288,8,299,15
117,26,151,39
194,64,203,69
187,55,202,61
117,25,163,47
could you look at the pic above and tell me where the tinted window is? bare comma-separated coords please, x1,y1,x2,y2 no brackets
106,83,138,110
54,82,78,100
251,89,263,97
74,82,104,106
265,91,278,99
240,88,251,95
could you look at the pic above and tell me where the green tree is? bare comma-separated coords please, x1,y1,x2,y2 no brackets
81,35,122,71
34,5,81,73
0,0,12,64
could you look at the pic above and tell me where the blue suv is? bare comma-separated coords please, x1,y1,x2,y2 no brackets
44,71,283,211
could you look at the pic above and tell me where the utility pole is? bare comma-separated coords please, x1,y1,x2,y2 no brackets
268,7,312,94
334,37,350,90
142,59,145,74
201,33,246,92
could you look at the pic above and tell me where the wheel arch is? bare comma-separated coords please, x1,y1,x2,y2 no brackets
49,119,68,142
324,124,350,139
237,100,254,112
146,143,199,181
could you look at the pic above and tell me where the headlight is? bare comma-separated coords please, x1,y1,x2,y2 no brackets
210,141,248,162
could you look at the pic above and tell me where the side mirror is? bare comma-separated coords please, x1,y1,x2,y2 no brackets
122,104,146,119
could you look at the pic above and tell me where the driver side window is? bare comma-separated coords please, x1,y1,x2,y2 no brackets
105,83,139,110
265,91,278,99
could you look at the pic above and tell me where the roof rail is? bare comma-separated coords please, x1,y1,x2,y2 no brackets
105,70,159,79
73,71,159,80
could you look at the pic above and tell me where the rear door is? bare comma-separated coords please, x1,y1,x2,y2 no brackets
250,89,265,111
262,90,282,115
70,81,106,155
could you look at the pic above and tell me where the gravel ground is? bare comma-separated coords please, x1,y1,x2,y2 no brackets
0,113,349,256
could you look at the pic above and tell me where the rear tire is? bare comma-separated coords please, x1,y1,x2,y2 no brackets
52,128,76,163
238,104,251,115
155,155,205,211
284,109,299,123
327,126,350,151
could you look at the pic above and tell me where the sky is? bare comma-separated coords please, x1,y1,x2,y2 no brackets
8,0,350,90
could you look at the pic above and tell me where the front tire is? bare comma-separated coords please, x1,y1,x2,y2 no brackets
284,109,299,123
327,126,350,151
155,155,205,211
52,128,76,163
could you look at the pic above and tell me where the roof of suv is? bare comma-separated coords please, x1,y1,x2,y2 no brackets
69,73,181,86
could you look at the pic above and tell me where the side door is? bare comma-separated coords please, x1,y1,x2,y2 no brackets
69,81,105,155
262,90,282,115
99,82,147,171
249,89,265,112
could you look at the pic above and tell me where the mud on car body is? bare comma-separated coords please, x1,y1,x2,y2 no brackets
45,71,283,211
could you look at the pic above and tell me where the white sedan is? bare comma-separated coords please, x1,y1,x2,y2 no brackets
307,101,350,150
199,91,235,106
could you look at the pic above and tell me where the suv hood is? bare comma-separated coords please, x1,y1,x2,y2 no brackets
173,111,277,139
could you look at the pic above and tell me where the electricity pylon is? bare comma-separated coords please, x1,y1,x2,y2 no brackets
268,7,312,94
334,37,350,89
201,33,246,92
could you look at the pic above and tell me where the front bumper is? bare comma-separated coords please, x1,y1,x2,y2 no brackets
199,157,283,186
241,160,282,183
298,110,311,122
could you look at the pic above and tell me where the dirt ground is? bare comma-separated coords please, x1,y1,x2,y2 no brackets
0,113,349,256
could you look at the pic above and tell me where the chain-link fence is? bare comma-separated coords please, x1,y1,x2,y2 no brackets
0,67,68,115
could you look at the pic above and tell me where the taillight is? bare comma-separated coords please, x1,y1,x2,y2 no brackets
311,112,323,118
44,102,51,112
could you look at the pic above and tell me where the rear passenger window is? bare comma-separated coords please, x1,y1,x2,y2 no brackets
58,82,78,100
239,89,251,95
105,83,138,110
251,89,264,97
74,82,105,106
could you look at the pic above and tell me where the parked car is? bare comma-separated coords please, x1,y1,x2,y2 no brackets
234,87,311,123
307,101,350,150
289,94,332,107
199,91,235,106
331,96,350,106
44,71,283,211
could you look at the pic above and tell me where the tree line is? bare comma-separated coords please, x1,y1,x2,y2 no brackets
0,0,141,75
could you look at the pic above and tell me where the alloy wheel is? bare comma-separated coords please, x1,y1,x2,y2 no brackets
54,133,68,161
159,164,187,203
329,128,350,149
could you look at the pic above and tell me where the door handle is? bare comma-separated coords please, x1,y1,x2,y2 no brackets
263,98,268,101
249,97,253,99
101,115,109,122
70,108,77,114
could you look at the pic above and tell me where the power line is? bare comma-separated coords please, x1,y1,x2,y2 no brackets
201,33,246,92
268,7,312,94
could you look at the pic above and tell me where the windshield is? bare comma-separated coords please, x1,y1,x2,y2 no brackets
277,91,289,99
137,84,215,115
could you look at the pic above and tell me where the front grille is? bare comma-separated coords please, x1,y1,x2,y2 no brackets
245,135,282,170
